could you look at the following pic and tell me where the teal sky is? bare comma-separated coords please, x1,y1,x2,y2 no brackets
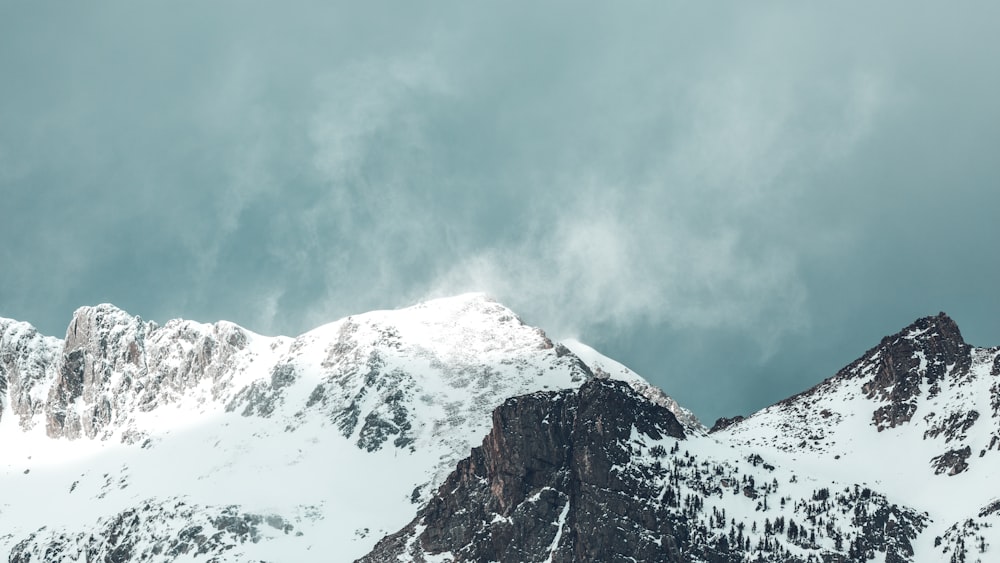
2,2,999,423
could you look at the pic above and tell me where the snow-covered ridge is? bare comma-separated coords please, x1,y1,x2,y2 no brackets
716,312,1000,559
561,338,705,434
0,293,694,561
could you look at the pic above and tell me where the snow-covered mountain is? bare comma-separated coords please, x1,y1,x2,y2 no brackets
2,298,997,562
0,293,698,561
716,312,1000,561
358,312,1000,563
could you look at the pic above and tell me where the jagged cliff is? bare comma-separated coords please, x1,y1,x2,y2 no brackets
46,305,254,440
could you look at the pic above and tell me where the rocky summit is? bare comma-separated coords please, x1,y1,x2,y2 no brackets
361,379,686,562
1,296,999,562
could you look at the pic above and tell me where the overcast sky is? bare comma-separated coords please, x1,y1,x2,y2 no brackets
2,2,998,423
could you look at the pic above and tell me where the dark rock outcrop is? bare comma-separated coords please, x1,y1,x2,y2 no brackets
848,313,970,431
778,313,974,432
930,446,972,476
359,378,686,562
709,415,745,433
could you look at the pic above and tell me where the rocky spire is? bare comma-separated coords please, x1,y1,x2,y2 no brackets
45,305,150,439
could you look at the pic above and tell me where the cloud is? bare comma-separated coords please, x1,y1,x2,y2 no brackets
238,7,898,356
3,1,999,421
311,60,432,186
0,3,887,342
424,62,888,350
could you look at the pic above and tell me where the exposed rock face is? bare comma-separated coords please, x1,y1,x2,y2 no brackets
42,305,253,440
842,313,971,431
764,313,974,434
0,319,61,429
735,312,997,470
360,378,686,563
710,415,746,433
930,446,972,475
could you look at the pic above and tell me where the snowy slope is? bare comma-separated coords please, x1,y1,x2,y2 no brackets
560,338,705,435
0,293,695,561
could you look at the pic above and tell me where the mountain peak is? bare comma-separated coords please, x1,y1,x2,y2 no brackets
839,313,968,405
891,311,964,348
846,312,972,431
760,312,974,433
720,309,999,483
68,302,141,328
